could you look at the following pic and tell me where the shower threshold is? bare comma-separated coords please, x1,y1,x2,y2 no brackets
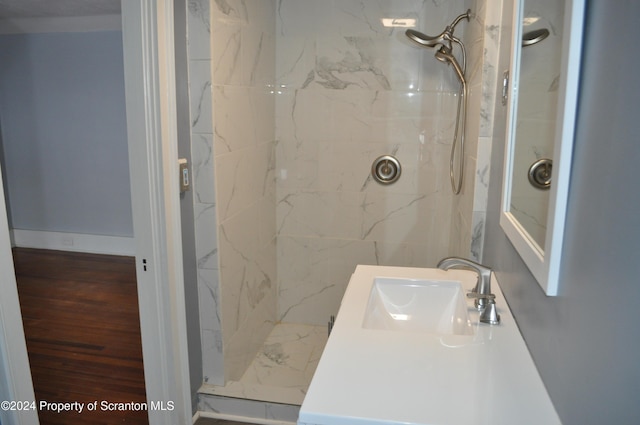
200,323,328,406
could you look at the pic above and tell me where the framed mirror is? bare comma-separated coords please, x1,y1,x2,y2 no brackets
500,0,585,295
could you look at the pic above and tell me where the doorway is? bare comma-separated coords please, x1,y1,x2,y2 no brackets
0,16,146,425
1,2,194,424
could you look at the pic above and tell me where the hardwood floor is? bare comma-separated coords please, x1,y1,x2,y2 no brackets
13,248,148,425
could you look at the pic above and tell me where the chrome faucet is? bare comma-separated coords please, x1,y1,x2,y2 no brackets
437,257,500,325
437,257,492,297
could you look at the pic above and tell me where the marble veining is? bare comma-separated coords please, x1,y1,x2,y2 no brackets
201,323,328,406
212,28,241,86
190,63,213,132
190,0,210,31
360,193,428,240
470,211,485,261
214,0,248,20
194,203,218,270
191,134,215,204
188,0,211,60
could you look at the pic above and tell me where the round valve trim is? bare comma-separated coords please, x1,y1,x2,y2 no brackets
372,155,401,185
528,158,552,190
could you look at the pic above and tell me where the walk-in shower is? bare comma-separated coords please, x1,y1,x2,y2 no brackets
406,10,471,194
194,2,490,418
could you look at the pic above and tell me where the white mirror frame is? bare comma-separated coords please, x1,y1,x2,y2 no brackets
500,0,585,295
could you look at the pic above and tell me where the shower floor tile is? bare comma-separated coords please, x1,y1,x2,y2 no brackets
200,323,328,406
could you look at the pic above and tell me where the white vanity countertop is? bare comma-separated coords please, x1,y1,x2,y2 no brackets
298,265,561,425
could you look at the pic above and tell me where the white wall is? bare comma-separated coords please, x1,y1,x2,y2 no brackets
0,31,133,244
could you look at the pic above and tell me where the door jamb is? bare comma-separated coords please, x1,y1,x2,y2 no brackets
121,0,192,423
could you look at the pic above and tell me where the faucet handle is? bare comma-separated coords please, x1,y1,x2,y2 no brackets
466,292,494,310
466,292,495,300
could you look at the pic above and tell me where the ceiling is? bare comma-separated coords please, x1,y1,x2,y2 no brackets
0,0,120,19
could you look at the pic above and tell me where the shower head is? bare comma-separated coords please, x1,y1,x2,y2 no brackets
434,45,452,63
405,28,448,48
405,9,471,50
406,10,470,87
522,28,550,47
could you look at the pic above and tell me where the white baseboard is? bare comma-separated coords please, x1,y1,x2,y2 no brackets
10,229,135,256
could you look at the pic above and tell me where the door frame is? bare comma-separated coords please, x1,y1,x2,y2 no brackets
0,1,192,424
0,172,39,425
121,0,192,423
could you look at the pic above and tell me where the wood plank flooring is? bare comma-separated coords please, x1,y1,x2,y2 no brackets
13,248,148,425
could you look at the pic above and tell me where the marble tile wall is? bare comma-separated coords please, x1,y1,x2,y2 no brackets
187,0,224,386
188,0,277,385
275,0,484,326
211,0,278,383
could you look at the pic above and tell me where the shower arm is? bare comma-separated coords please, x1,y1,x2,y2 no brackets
450,9,471,30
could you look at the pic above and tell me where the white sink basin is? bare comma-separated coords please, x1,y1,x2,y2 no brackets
362,277,473,335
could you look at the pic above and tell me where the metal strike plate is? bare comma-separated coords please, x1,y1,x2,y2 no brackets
502,70,510,106
178,158,190,192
